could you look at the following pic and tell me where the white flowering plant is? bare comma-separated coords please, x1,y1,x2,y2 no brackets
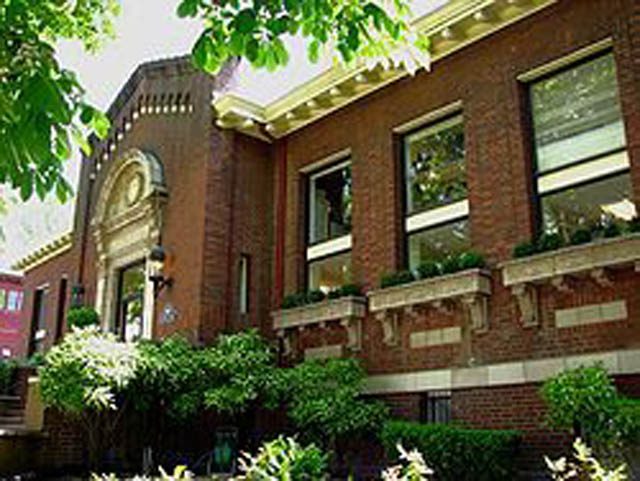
545,439,628,481
381,444,434,481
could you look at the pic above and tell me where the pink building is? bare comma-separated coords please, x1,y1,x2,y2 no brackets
0,272,24,358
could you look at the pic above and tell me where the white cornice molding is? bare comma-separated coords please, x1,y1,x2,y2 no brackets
12,232,73,272
213,0,558,140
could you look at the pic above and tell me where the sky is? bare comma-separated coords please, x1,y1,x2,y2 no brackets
0,0,447,271
0,0,201,271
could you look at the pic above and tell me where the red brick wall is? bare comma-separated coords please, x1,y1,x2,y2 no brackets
280,0,640,373
19,250,73,355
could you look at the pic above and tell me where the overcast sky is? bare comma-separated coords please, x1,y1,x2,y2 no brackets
0,0,201,271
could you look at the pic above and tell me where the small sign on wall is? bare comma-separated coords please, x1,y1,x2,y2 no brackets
160,303,178,325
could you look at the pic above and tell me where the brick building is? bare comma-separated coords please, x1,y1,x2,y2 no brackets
13,0,640,474
0,271,24,358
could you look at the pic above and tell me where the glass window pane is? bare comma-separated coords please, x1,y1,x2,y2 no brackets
408,220,470,271
531,53,626,173
0,289,5,310
7,291,19,311
541,173,636,240
308,251,352,292
309,163,352,244
405,116,466,214
118,263,146,342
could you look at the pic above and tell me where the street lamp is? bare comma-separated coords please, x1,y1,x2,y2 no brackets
148,245,173,298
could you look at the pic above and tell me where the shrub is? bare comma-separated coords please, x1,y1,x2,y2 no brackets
306,289,325,304
337,283,361,297
281,292,307,309
628,217,640,233
67,306,100,329
0,359,17,394
536,232,564,252
541,364,620,444
513,240,537,258
381,270,415,289
439,255,460,275
416,261,440,280
570,228,593,246
601,221,622,239
382,443,434,481
458,251,485,270
380,421,520,481
234,436,328,480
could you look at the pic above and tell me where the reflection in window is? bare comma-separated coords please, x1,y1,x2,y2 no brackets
0,289,5,310
531,53,625,173
7,291,21,312
117,263,146,342
530,52,636,240
308,251,352,292
309,162,352,244
404,116,466,215
541,174,636,239
420,391,451,424
408,220,470,271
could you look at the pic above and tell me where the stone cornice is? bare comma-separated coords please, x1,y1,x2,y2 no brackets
12,232,73,272
213,0,558,140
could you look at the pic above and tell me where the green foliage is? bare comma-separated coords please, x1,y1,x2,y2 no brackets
306,289,326,304
541,364,620,444
570,228,593,246
439,255,460,275
381,270,415,288
546,438,628,481
380,421,520,481
458,251,486,270
234,436,328,481
281,292,308,309
282,285,361,309
0,358,17,394
67,306,100,329
180,0,431,75
628,217,640,233
416,261,440,280
329,283,362,299
537,232,564,252
40,326,140,413
134,330,275,420
0,0,115,201
270,358,389,446
513,240,537,258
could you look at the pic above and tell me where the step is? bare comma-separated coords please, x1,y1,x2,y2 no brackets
0,395,21,403
0,408,24,418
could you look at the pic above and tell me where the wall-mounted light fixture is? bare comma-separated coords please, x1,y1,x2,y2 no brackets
149,245,173,298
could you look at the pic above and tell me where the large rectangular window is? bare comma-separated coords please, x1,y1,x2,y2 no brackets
306,160,353,292
420,391,451,424
530,52,636,239
403,114,470,271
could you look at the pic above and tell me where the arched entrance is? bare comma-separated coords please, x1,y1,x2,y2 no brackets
92,149,167,340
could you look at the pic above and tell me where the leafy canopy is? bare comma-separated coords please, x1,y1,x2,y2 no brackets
181,0,430,74
0,0,114,201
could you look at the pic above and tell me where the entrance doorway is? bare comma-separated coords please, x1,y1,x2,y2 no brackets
116,262,146,341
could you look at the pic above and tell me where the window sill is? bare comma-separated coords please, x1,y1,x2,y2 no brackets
273,296,366,330
502,234,640,287
501,234,640,327
368,269,492,339
272,296,367,353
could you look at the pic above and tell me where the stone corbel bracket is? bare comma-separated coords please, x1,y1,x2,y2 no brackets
462,294,490,332
376,311,399,347
511,283,539,327
341,317,363,351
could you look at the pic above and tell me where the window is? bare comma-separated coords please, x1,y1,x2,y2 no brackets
403,115,469,271
29,287,48,355
7,290,22,312
0,289,5,310
116,262,146,342
420,391,451,424
530,52,636,239
306,160,353,292
55,278,68,341
238,254,250,316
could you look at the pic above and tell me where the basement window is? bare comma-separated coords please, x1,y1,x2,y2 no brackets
420,390,451,424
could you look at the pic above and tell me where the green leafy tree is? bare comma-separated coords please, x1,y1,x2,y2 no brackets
0,0,113,202
1,0,429,202
270,358,389,447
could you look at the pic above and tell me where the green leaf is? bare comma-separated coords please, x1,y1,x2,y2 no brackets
234,9,257,34
90,111,110,139
177,0,199,18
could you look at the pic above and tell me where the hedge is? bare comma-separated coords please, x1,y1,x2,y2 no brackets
380,421,521,481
